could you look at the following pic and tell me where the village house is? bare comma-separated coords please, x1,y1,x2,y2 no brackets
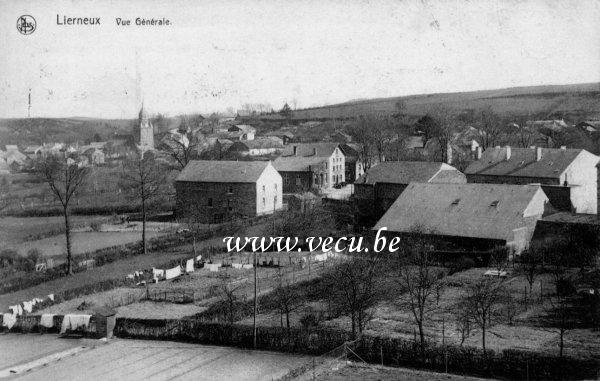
174,160,282,223
339,143,366,182
3,145,27,170
273,143,345,193
375,182,550,254
227,137,284,156
226,125,256,141
465,146,600,214
82,147,105,165
353,161,466,224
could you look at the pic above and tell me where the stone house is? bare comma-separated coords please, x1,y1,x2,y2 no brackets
375,182,550,254
353,161,466,224
175,160,282,223
339,143,366,182
226,125,256,141
465,146,600,214
274,143,345,193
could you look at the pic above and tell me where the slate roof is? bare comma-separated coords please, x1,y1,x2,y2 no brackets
355,161,462,185
281,143,341,158
176,160,270,183
375,183,547,241
272,156,326,172
464,147,588,179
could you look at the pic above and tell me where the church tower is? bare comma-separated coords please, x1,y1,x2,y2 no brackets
137,103,154,151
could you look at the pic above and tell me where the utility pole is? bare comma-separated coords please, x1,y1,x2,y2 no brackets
253,250,258,349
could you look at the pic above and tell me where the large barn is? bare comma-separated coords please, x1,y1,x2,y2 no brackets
175,160,283,223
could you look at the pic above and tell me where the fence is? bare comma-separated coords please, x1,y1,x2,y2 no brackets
275,337,362,381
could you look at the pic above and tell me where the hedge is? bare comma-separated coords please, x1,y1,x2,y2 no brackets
112,318,599,380
114,318,352,355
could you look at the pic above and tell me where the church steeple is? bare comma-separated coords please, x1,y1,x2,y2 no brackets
135,101,154,151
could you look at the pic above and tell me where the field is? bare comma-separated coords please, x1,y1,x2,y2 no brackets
0,215,109,246
1,336,312,381
263,82,600,120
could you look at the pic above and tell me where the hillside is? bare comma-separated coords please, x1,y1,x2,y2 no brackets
263,82,600,121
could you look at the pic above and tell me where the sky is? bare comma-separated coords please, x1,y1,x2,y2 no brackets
0,0,599,119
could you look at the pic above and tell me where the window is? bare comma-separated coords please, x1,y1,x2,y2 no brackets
262,185,265,193
296,175,301,186
274,183,278,191
490,200,499,207
262,197,266,208
227,199,232,211
228,186,233,194
207,197,213,207
451,198,460,206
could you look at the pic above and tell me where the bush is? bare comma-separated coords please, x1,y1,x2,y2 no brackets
449,256,476,274
90,221,102,231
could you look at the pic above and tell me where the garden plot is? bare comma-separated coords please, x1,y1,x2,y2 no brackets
35,287,146,315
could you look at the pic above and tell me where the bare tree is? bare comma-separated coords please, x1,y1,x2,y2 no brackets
347,114,394,167
328,253,383,338
273,270,304,331
35,154,89,274
161,129,202,170
519,242,544,298
426,105,457,163
121,151,168,255
217,273,244,325
546,279,576,358
476,106,503,150
395,235,446,360
461,277,505,354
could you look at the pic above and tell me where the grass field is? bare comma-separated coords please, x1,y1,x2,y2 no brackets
0,216,109,246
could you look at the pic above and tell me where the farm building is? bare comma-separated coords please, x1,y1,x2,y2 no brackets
227,137,284,156
274,143,345,193
175,160,282,223
374,182,550,254
353,161,466,225
339,143,367,182
226,125,256,141
465,146,600,214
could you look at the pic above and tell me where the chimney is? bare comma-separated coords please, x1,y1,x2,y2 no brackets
536,147,542,161
476,146,482,160
293,146,297,156
505,146,511,161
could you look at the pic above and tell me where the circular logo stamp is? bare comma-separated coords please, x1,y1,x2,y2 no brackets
17,15,36,35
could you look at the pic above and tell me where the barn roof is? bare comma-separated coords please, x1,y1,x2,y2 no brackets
374,183,547,241
355,161,462,185
464,147,590,179
176,160,270,183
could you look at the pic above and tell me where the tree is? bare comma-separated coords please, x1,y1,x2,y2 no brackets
475,106,503,150
327,252,384,338
273,270,304,331
161,127,202,170
519,242,545,298
395,235,446,360
217,272,244,325
35,154,89,275
546,277,577,358
461,277,505,354
121,151,168,255
421,105,457,163
280,103,292,122
347,114,394,167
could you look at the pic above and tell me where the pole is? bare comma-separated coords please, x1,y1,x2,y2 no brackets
253,251,258,349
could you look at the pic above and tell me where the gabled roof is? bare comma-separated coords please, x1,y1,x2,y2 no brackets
375,183,547,241
464,147,593,179
228,124,256,133
355,161,463,185
273,156,326,172
232,137,284,150
176,160,270,183
281,143,341,158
